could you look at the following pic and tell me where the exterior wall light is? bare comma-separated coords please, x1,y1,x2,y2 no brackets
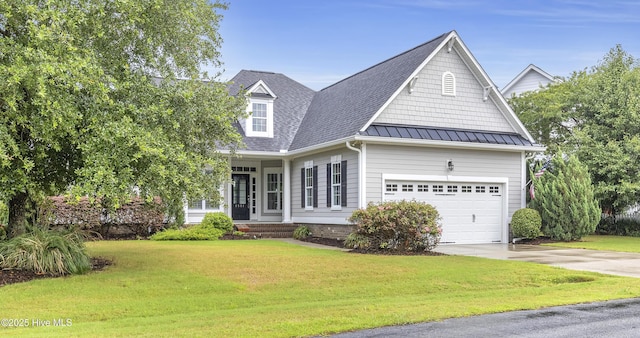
447,159,454,172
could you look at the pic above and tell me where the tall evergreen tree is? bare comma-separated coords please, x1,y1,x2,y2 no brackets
530,154,600,241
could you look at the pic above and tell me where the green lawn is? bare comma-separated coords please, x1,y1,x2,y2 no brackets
2,240,640,337
544,235,640,252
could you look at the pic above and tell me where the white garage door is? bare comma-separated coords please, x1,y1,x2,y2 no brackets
384,180,503,244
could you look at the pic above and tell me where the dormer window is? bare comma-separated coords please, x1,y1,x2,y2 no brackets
252,103,267,132
245,80,276,138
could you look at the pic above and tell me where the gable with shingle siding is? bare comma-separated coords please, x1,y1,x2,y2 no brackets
373,46,517,133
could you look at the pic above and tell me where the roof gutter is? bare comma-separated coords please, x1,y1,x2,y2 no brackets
216,149,286,158
284,136,356,158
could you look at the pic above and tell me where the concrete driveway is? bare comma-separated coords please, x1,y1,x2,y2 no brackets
435,244,640,278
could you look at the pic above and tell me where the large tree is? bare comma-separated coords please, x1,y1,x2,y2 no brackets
572,46,640,216
0,0,246,237
511,45,640,216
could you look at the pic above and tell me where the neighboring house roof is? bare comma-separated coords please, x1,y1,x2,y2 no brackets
228,31,540,154
228,70,315,152
289,32,449,150
501,64,556,98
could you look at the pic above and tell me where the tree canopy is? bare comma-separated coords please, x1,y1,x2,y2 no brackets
0,0,246,237
510,46,640,216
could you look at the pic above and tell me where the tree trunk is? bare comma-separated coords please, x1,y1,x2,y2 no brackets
7,191,29,238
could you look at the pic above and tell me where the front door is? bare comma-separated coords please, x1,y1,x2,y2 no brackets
232,174,250,220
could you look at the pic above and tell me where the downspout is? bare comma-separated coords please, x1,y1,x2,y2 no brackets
514,152,538,243
345,141,363,209
523,152,537,195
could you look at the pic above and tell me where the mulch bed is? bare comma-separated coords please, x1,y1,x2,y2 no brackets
515,237,556,245
0,257,112,288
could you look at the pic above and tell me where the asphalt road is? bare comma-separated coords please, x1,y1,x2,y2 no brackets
330,298,640,338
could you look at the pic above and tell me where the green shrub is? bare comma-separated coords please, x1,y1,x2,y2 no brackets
0,224,6,241
150,223,226,241
347,200,442,252
293,225,311,240
511,208,543,239
201,212,233,233
597,215,640,236
0,228,91,275
344,233,371,249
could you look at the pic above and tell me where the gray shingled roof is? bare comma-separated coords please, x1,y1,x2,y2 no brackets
228,70,315,152
288,32,450,150
363,124,534,146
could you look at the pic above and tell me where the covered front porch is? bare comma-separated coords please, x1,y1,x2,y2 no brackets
184,157,293,225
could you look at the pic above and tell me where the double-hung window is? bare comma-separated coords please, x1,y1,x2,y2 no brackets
331,161,341,208
302,161,317,209
252,103,267,132
327,155,347,210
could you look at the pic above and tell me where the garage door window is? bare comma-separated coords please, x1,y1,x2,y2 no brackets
476,186,486,193
417,184,428,192
386,184,398,192
490,186,500,194
402,184,413,192
447,185,458,193
433,185,444,193
461,185,472,193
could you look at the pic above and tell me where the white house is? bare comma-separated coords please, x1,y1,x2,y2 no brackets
186,30,544,244
501,64,557,98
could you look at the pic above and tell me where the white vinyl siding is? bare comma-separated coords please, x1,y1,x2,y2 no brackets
502,71,555,98
374,46,516,133
292,148,358,224
365,144,523,221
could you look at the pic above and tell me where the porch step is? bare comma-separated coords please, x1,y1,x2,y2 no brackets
233,223,298,238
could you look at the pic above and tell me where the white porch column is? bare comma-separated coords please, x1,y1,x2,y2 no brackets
282,158,292,223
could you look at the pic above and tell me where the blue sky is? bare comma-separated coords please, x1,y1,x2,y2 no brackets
212,0,640,90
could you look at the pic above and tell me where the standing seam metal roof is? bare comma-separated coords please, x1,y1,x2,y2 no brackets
362,124,534,146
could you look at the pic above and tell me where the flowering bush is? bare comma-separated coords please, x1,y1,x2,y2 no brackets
346,200,442,252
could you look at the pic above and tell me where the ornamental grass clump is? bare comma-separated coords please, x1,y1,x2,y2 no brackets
293,225,311,240
0,228,91,276
346,200,442,252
